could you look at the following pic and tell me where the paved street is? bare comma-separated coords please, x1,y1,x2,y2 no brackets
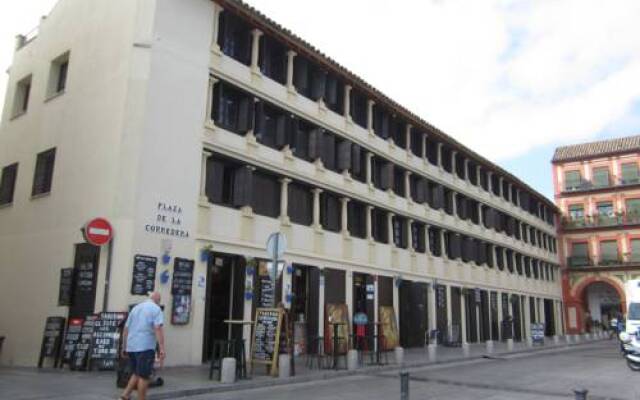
178,341,638,400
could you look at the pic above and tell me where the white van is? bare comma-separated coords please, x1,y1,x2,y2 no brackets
621,280,640,349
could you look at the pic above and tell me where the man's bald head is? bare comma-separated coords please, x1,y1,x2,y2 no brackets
149,291,161,304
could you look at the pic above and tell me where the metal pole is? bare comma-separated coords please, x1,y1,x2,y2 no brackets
102,237,114,312
400,372,410,400
271,234,279,308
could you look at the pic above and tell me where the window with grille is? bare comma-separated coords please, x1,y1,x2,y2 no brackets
599,240,618,263
592,167,610,188
32,149,56,196
564,170,581,191
631,239,640,262
0,163,18,205
622,162,639,184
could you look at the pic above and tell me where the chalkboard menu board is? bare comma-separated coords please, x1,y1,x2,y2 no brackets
61,318,84,365
131,255,157,295
171,258,194,295
58,268,73,306
90,311,127,370
258,275,274,308
436,285,446,309
71,315,97,370
252,308,283,369
531,323,545,344
38,316,66,368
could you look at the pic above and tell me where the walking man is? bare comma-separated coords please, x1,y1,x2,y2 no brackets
119,292,165,400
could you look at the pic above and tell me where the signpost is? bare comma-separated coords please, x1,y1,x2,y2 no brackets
265,232,286,308
83,217,114,312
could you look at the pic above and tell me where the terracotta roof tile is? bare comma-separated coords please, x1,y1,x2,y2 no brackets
552,135,640,163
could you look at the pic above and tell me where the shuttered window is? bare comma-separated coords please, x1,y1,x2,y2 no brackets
32,148,56,196
599,240,618,263
391,118,406,148
428,227,441,257
288,182,312,226
372,208,388,244
592,167,610,188
350,144,366,183
411,222,425,253
373,106,390,139
393,166,405,197
248,171,279,218
349,89,367,128
568,204,584,219
290,119,311,161
571,242,588,257
211,81,253,134
626,199,640,216
0,163,18,205
259,35,286,84
622,162,640,184
630,239,640,262
217,11,252,65
392,216,408,249
324,73,343,114
564,170,582,191
320,192,341,232
410,129,423,157
347,200,367,239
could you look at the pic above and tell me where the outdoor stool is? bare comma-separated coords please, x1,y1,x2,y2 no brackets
232,338,247,379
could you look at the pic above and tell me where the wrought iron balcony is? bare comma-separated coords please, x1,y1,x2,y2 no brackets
567,253,640,268
561,212,640,230
563,175,640,194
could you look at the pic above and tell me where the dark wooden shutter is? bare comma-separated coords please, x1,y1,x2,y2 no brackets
254,101,265,136
477,242,487,265
458,197,468,219
308,128,322,160
321,132,336,170
414,178,425,203
461,237,471,262
232,166,253,207
216,10,227,49
294,57,309,94
450,234,461,259
205,158,224,204
236,96,254,133
311,69,326,101
380,161,394,190
351,144,361,175
325,75,338,105
275,114,288,148
433,184,444,209
335,140,351,171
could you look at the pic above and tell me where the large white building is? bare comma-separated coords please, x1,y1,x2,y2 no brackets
0,0,562,367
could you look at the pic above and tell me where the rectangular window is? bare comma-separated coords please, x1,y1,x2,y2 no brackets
371,208,388,244
349,89,367,128
32,148,56,196
626,198,640,221
255,102,290,150
621,162,640,185
320,192,341,232
596,201,616,225
592,167,610,188
428,227,441,257
391,118,406,148
568,204,584,219
393,166,405,197
630,239,640,262
410,129,423,157
251,171,280,218
47,52,70,97
392,216,407,249
347,200,366,239
211,81,254,134
599,240,618,264
411,222,425,253
205,155,253,208
0,163,18,205
288,182,312,226
12,75,32,117
217,11,252,65
259,35,286,84
564,170,582,191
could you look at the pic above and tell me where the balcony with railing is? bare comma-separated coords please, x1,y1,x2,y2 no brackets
567,253,640,268
563,175,640,194
561,211,640,231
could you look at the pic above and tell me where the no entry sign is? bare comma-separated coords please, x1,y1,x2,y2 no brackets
84,218,113,246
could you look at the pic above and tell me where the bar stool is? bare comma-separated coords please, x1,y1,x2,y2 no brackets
209,339,233,380
232,338,247,379
305,336,326,369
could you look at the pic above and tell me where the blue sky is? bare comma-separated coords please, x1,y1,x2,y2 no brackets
1,0,639,204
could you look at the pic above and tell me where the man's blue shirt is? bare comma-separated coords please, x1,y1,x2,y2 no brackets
125,300,164,352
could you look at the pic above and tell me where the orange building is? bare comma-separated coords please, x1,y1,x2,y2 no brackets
553,135,640,334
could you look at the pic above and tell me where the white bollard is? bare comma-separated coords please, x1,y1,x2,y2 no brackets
278,354,290,378
462,342,470,357
485,340,494,354
506,338,514,351
347,349,359,370
573,334,581,343
553,335,560,345
427,344,437,362
220,357,236,384
565,334,572,344
395,347,405,365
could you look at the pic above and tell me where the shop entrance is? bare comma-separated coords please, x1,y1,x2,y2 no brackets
202,253,245,363
290,265,320,354
435,285,448,344
465,290,478,343
479,290,490,342
399,280,428,348
450,287,461,344
512,295,523,341
544,299,555,336
353,272,375,338
490,291,499,341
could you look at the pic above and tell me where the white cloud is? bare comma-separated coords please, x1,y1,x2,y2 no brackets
1,0,639,164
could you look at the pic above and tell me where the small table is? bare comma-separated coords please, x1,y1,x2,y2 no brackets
328,322,347,370
223,320,254,379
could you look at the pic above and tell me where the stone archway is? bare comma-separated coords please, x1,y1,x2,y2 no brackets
570,276,625,333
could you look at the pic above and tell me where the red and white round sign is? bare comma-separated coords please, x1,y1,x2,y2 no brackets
84,217,113,246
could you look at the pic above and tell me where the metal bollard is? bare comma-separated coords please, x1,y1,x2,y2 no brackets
573,388,588,400
400,372,410,400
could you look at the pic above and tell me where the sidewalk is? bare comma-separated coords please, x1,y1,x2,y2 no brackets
0,336,608,400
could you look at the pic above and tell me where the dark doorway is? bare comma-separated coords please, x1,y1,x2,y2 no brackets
435,284,448,343
544,299,555,336
69,243,100,319
202,253,245,362
450,287,462,342
512,295,522,341
465,290,478,343
291,264,319,353
399,280,428,348
353,272,375,337
530,296,537,324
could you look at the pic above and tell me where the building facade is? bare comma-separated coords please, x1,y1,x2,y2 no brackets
0,0,561,367
553,135,640,334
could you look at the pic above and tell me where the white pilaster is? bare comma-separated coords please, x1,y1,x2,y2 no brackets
366,205,374,241
250,29,263,74
341,197,350,236
279,178,291,224
312,188,323,230
344,84,352,121
210,4,224,53
367,100,374,134
446,285,453,340
199,150,212,202
286,50,296,93
460,289,467,344
405,171,411,200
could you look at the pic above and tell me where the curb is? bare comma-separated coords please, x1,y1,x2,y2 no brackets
149,338,609,400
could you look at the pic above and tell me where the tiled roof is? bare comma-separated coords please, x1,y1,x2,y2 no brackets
219,0,557,210
552,135,640,163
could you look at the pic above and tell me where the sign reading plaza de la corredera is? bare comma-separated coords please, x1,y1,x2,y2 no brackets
144,202,190,238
